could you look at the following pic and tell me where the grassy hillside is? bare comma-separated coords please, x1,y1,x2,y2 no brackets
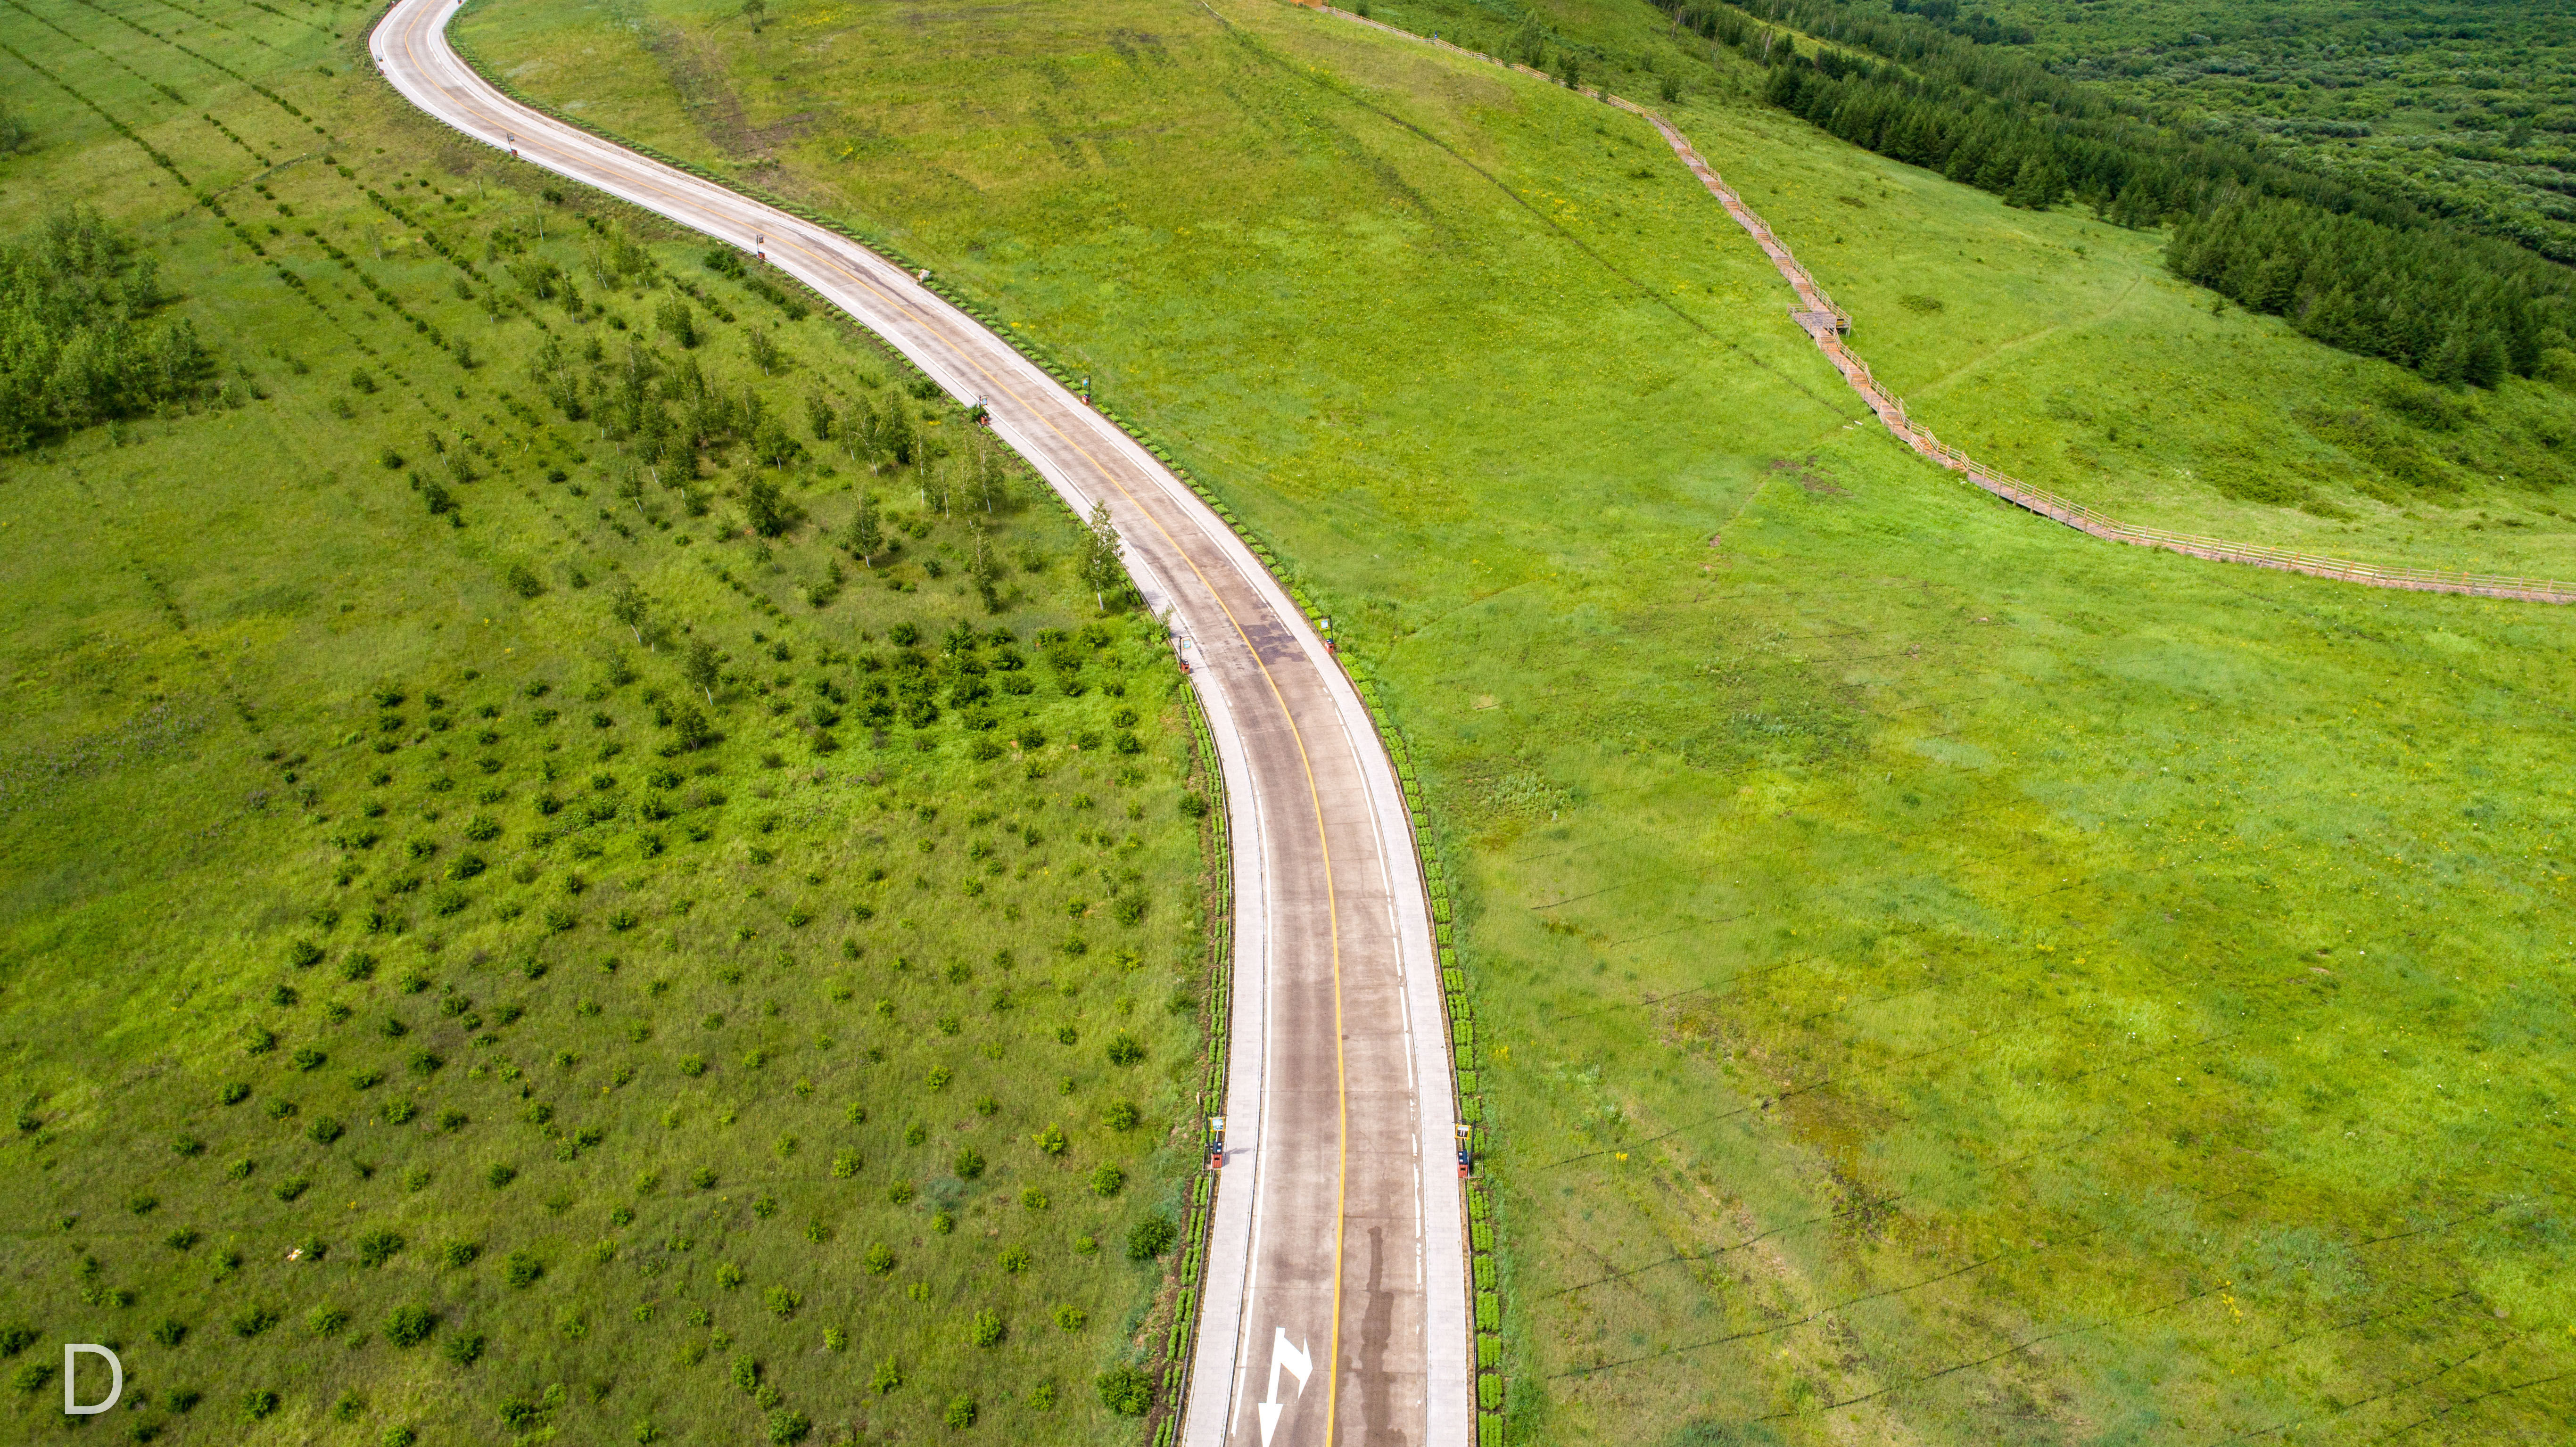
0,5,1215,1443
1365,0,2576,577
453,0,2576,1443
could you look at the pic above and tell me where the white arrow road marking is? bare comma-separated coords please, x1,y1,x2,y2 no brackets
1255,1326,1313,1446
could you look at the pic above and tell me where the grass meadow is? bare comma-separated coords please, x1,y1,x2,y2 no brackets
454,0,2576,1442
1375,0,2576,580
0,3,1217,1442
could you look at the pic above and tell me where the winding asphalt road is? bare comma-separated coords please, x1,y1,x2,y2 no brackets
371,2,1468,1442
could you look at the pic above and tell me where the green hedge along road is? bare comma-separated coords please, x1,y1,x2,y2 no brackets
369,1,1472,1442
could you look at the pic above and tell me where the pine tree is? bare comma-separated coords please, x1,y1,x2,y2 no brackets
2462,329,2509,390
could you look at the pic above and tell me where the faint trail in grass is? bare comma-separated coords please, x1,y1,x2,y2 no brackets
1911,273,2145,402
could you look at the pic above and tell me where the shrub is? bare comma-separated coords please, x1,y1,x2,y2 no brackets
731,1355,762,1394
1053,1304,1087,1331
383,1305,436,1347
442,1241,479,1268
968,1307,1005,1348
152,1318,186,1347
1089,1163,1126,1198
765,1286,801,1319
1105,1033,1145,1066
231,1305,281,1338
307,1116,344,1145
381,1099,417,1126
440,1332,484,1366
953,1146,984,1180
356,1229,405,1267
944,1396,978,1428
767,1409,811,1445
1097,1365,1153,1415
289,939,326,969
243,1389,281,1420
1125,1215,1178,1261
871,1357,900,1394
307,1305,350,1336
173,1132,204,1157
832,1150,860,1179
716,1262,746,1289
1178,791,1208,818
999,1245,1031,1274
863,1243,894,1275
486,1163,518,1189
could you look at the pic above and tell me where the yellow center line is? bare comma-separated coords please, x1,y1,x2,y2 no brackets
406,22,1359,1436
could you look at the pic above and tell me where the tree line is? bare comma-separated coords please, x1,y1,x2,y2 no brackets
0,206,216,452
1654,0,2575,385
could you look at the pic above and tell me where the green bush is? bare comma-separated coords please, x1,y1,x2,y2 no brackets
1096,1365,1153,1416
356,1229,405,1267
967,1307,1004,1347
383,1305,436,1347
1125,1216,1177,1261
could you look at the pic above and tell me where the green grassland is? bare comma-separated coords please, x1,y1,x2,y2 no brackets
0,4,1217,1443
454,0,2576,1442
1363,0,2576,578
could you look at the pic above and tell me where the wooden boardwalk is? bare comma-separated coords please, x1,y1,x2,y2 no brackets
1311,3,2576,607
